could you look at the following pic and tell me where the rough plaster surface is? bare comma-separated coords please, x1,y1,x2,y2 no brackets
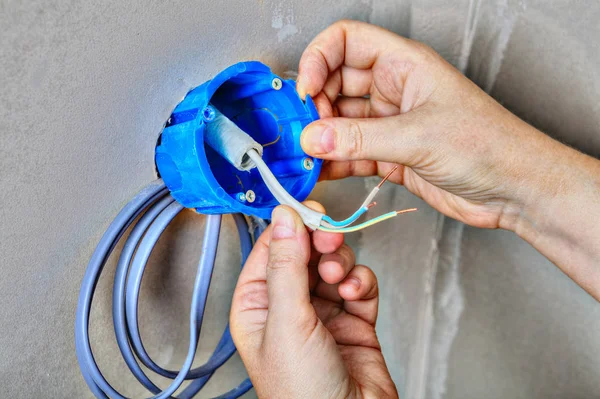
1,0,599,398
446,228,600,399
0,1,430,398
486,1,600,157
437,2,600,398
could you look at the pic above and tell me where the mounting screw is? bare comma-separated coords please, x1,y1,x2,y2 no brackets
302,157,314,171
236,192,246,202
202,106,216,122
271,78,282,90
245,190,256,203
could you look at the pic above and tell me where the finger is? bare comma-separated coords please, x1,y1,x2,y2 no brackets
339,265,379,325
311,228,344,254
322,69,342,104
334,97,371,118
334,97,401,119
316,69,372,118
318,243,356,285
301,107,430,165
302,200,326,214
308,264,320,292
319,160,376,181
313,279,343,303
302,201,345,255
230,225,272,353
339,66,373,97
308,240,323,292
266,206,312,318
312,70,342,118
319,67,374,103
312,92,335,118
297,20,414,99
319,160,404,183
302,198,346,296
311,297,380,349
235,224,272,288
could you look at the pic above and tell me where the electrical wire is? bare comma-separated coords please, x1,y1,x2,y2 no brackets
317,208,418,233
247,150,416,233
77,112,409,397
247,149,325,229
318,166,418,233
75,179,260,398
321,207,368,227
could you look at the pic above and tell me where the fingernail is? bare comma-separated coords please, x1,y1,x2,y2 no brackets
271,207,296,239
345,277,361,291
302,125,335,154
296,76,307,100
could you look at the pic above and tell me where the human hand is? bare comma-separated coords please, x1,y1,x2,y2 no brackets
296,20,600,299
296,19,567,230
230,203,398,398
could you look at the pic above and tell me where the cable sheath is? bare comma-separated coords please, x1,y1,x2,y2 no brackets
75,179,255,399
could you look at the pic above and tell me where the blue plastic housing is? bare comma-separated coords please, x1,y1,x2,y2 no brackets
155,61,321,219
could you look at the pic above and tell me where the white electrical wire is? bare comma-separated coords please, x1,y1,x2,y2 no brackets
247,149,418,233
202,107,416,232
246,149,326,230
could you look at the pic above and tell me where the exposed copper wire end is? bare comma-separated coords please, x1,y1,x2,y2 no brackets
366,201,377,209
395,208,418,215
262,135,281,147
377,165,399,188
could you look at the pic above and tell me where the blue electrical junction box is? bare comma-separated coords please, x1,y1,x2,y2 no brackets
155,61,321,219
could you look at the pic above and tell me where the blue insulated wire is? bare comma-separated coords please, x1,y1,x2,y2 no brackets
321,207,368,228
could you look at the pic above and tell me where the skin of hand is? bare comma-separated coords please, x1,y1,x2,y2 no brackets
230,202,399,399
297,20,600,300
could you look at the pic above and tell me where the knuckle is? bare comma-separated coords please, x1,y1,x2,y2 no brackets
296,308,319,331
303,50,329,76
355,264,379,298
234,282,268,312
335,18,351,25
338,244,356,265
268,251,302,271
367,279,379,299
409,39,438,60
333,19,353,30
345,121,364,158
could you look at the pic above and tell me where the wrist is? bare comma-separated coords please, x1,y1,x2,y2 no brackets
504,134,600,298
515,142,600,242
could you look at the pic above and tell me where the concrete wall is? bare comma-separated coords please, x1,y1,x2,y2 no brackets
1,1,598,398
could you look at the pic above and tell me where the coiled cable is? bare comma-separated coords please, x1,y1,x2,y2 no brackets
75,179,260,398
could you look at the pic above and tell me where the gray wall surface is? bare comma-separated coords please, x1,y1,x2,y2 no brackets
1,1,598,398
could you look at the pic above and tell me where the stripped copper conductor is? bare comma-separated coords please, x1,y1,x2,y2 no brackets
377,165,399,188
395,208,418,215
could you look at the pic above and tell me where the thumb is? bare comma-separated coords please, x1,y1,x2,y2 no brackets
266,206,312,319
301,114,424,165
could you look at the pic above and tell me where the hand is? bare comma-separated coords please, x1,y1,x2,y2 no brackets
230,203,398,399
296,20,600,299
297,19,563,230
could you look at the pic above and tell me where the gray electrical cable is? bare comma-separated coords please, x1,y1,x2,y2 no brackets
75,179,257,398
